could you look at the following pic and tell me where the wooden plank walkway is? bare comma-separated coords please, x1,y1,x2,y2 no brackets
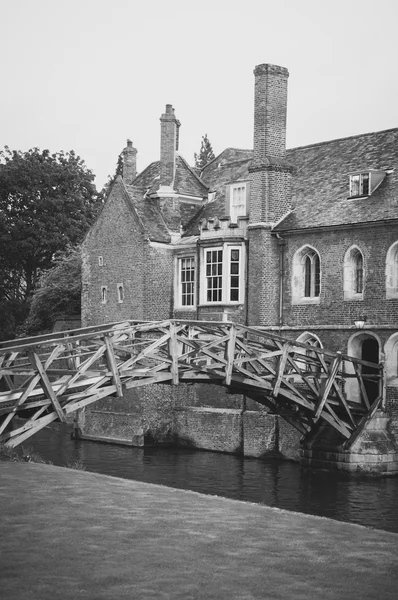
0,320,384,448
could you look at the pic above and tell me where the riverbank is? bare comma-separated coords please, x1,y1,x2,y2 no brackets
1,461,397,600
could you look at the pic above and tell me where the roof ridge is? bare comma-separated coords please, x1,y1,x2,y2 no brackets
287,127,398,153
176,154,209,191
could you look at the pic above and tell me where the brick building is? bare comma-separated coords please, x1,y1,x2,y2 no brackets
81,63,398,461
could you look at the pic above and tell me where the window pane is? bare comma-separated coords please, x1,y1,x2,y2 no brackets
314,254,320,296
361,174,369,195
304,256,311,297
350,175,360,196
205,250,223,302
180,257,195,306
355,252,363,293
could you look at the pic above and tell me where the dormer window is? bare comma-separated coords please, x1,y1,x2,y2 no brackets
350,173,369,197
229,182,248,222
348,170,386,199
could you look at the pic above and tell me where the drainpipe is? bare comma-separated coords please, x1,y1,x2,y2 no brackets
275,233,285,332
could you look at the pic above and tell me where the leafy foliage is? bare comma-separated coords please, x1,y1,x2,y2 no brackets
0,146,102,340
194,134,215,169
24,246,82,335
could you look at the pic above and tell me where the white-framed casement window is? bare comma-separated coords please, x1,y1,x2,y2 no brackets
229,183,248,222
292,246,321,304
349,171,386,199
117,283,124,303
101,286,107,304
201,244,244,304
344,246,364,300
349,173,369,197
386,241,398,299
175,256,196,308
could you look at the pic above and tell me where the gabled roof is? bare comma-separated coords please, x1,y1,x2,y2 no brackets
278,128,398,231
125,183,170,243
184,148,252,236
174,155,209,197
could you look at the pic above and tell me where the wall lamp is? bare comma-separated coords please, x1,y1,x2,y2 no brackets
354,316,367,329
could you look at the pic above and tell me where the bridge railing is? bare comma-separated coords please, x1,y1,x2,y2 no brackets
0,320,383,448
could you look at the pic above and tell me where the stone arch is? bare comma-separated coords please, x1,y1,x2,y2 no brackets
292,245,321,303
384,333,398,385
386,241,398,299
346,331,382,404
343,245,364,300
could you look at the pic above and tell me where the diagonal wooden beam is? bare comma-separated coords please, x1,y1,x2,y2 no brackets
104,335,123,397
315,353,342,420
224,325,236,386
28,350,66,422
273,343,291,397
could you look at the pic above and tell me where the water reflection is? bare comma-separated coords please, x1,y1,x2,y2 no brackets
24,424,398,534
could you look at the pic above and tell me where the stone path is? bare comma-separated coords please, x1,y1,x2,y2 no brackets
1,461,397,599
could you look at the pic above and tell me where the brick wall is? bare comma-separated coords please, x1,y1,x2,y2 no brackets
144,244,174,320
281,224,398,328
82,181,146,326
247,227,280,325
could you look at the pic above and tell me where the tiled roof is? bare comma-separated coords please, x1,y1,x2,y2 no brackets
124,183,171,244
278,128,398,231
174,155,209,197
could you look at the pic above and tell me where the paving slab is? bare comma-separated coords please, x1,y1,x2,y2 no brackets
0,461,397,600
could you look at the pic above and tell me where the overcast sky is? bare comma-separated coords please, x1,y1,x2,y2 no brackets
2,0,397,189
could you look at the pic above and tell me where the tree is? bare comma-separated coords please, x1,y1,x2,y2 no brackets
194,134,215,169
24,246,82,336
0,146,102,339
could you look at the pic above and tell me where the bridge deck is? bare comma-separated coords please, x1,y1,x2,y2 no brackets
0,320,383,448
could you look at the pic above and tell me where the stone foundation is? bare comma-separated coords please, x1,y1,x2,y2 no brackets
301,411,398,476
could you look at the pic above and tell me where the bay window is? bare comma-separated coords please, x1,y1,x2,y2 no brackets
202,244,244,304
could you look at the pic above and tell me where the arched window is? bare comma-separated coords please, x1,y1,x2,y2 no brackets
386,242,398,299
295,332,323,375
117,284,124,303
292,246,321,303
344,246,364,300
101,286,107,304
384,333,398,384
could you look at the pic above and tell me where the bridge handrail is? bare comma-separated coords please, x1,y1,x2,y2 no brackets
0,319,383,372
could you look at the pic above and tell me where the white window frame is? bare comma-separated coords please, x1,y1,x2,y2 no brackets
117,283,124,303
344,246,364,300
349,173,370,198
200,244,245,305
175,255,196,309
386,241,398,299
101,286,107,304
230,183,247,222
292,245,321,305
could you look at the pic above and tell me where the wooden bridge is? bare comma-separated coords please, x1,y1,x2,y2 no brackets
0,320,384,449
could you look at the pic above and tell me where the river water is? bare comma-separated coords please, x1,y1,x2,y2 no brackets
24,424,398,534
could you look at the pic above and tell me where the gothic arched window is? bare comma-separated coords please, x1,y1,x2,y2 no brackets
292,246,321,304
344,246,364,300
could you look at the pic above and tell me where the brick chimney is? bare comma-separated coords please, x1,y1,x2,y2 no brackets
122,139,137,185
159,104,180,189
249,63,292,224
247,63,293,327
